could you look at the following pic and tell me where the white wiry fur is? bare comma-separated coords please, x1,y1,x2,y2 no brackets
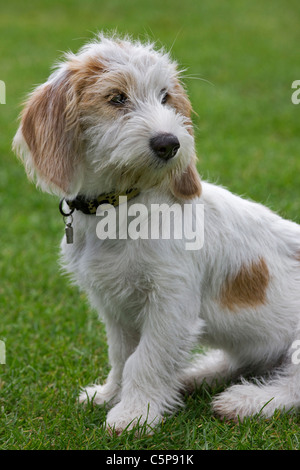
13,34,300,433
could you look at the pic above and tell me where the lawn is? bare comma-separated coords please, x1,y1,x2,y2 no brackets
1,0,300,450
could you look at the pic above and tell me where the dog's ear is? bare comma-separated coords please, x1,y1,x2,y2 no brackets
169,79,202,199
13,72,82,196
171,157,202,200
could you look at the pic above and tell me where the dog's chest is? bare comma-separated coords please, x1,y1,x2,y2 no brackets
61,211,200,324
62,230,161,308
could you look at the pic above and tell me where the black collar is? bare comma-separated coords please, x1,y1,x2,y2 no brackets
59,188,140,216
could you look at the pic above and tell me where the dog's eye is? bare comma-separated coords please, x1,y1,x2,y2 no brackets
110,93,128,106
161,90,169,105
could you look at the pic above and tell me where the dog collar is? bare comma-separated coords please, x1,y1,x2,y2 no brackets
59,188,140,245
59,187,140,216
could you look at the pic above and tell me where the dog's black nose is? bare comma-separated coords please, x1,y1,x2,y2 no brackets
150,133,180,161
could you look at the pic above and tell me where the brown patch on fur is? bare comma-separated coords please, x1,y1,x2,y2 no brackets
67,55,109,118
68,55,104,95
220,258,270,311
296,252,300,262
68,55,134,122
171,160,202,199
169,80,193,136
79,70,133,116
169,79,202,200
20,72,81,192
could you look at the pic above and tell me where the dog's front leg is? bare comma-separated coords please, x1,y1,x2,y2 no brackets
106,298,202,434
79,316,139,407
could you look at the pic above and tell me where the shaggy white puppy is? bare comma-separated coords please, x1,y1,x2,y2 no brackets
13,34,300,433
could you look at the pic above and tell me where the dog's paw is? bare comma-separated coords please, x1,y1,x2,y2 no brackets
105,401,162,435
78,383,120,407
212,382,276,421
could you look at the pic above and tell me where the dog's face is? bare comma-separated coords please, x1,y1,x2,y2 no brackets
13,35,201,200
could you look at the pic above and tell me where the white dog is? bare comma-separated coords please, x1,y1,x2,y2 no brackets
13,34,300,433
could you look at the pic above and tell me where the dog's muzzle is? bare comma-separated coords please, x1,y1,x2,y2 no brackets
150,133,180,161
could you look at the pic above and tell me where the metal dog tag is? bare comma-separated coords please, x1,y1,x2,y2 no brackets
65,223,74,244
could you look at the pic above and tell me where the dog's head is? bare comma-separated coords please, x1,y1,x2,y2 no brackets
13,34,201,200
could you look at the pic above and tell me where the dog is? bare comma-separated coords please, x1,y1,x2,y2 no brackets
13,33,300,433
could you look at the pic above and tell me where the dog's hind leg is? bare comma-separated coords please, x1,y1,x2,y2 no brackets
180,349,240,392
212,341,300,421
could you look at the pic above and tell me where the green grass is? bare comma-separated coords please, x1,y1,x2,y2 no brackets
1,0,300,450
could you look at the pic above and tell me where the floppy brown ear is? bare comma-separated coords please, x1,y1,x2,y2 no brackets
13,72,82,196
171,159,202,200
169,78,202,200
